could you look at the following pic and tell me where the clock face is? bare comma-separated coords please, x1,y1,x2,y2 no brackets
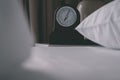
56,6,77,27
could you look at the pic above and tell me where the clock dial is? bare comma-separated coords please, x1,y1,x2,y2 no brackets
56,6,77,27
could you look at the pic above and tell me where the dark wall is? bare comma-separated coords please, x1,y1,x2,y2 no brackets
38,0,43,43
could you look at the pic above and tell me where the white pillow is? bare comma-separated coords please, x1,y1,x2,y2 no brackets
76,0,120,49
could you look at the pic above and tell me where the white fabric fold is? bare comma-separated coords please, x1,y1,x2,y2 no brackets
76,0,120,49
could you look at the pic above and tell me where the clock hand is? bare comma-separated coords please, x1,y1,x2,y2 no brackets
64,9,70,21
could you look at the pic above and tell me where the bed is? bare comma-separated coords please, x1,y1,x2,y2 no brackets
18,44,120,80
1,0,120,80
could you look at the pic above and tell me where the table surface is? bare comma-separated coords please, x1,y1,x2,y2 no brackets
21,44,120,80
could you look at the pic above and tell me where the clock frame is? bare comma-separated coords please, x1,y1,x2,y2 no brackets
54,4,80,30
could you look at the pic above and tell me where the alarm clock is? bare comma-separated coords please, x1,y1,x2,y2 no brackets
49,2,81,45
55,4,80,30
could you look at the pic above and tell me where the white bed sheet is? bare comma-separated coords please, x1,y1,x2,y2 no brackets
21,44,120,80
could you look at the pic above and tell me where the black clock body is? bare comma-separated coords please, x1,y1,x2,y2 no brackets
49,4,81,45
54,4,80,30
